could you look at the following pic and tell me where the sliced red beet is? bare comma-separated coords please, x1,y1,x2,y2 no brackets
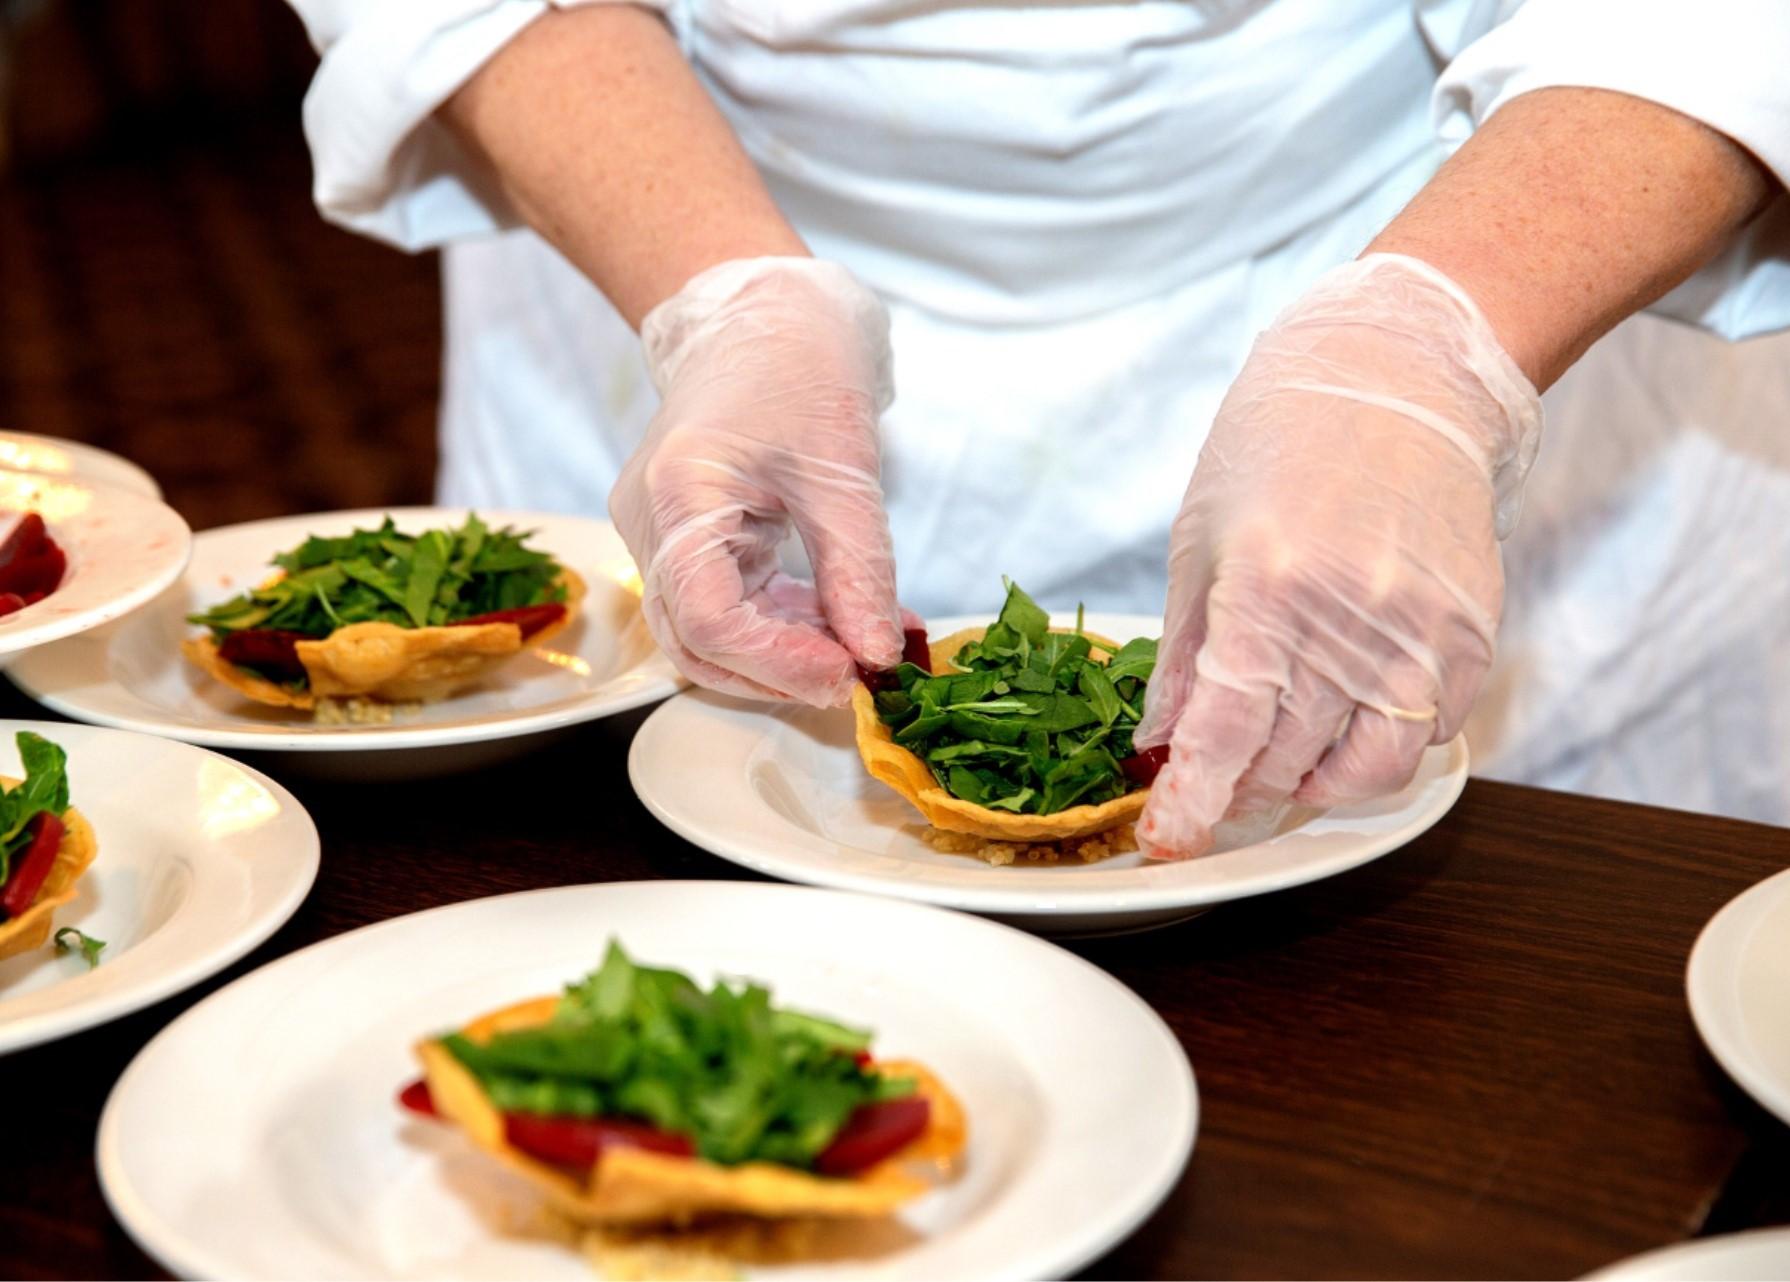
217,628,310,682
451,602,567,639
814,1095,931,1176
504,1112,696,1169
1120,743,1172,787
397,1078,438,1118
16,539,64,598
0,593,26,618
396,1078,694,1168
0,515,65,602
0,811,65,920
0,514,48,567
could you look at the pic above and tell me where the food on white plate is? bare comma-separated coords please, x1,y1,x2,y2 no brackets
0,731,98,963
399,941,964,1269
183,513,583,713
853,579,1163,862
0,514,69,619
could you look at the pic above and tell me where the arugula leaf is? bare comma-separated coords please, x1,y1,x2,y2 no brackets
443,941,907,1169
1078,663,1123,727
53,926,105,967
996,577,1051,646
0,732,70,884
188,514,566,647
404,530,449,627
875,581,1159,816
1104,636,1158,685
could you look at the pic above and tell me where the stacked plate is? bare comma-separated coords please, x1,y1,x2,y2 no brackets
0,459,189,657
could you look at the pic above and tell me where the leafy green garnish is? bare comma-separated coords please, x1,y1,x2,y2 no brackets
185,514,566,640
0,731,69,887
877,580,1158,815
53,926,104,968
442,941,913,1169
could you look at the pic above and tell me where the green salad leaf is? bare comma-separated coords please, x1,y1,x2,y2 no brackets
186,514,566,639
53,926,105,968
441,941,914,1169
877,580,1158,815
0,731,69,887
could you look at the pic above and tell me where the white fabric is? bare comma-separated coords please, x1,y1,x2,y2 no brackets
289,0,1790,823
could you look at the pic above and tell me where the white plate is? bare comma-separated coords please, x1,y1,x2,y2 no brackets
9,507,683,772
0,431,162,498
1687,864,1790,1128
630,612,1469,934
0,720,318,1054
1585,1228,1790,1280
0,469,191,656
98,880,1197,1281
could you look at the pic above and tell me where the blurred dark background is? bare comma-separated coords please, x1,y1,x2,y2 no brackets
0,0,441,529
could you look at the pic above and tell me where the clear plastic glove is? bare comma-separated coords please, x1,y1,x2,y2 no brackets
1135,253,1542,859
613,257,905,707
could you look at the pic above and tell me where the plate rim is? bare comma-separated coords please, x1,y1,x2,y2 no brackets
95,878,1198,1282
1583,1225,1790,1280
8,505,685,751
0,430,164,499
626,615,1469,917
0,719,320,1055
1685,864,1790,1128
0,471,192,656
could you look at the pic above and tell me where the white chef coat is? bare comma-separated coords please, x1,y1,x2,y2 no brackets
288,0,1790,824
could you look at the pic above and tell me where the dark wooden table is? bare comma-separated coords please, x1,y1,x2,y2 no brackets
3,681,1788,1281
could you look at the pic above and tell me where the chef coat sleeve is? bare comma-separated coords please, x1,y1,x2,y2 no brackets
1426,0,1790,341
287,0,676,251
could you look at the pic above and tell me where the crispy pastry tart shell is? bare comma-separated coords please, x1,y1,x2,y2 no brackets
853,625,1150,841
416,996,965,1227
0,781,98,962
183,568,585,709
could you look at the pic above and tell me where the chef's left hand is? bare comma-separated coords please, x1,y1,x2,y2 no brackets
1133,254,1542,859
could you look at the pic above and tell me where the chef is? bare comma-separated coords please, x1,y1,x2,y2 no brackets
288,1,1790,855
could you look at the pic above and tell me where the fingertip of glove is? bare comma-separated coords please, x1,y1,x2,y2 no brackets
1138,833,1206,862
1136,796,1213,861
843,617,904,671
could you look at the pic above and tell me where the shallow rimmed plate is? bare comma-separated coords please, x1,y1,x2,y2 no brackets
1687,864,1790,1128
0,469,190,656
630,612,1468,934
0,720,318,1054
1585,1228,1790,1280
9,507,682,773
98,880,1196,1281
0,431,162,498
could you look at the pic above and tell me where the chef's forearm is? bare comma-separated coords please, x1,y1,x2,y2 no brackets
439,5,806,329
1366,87,1774,391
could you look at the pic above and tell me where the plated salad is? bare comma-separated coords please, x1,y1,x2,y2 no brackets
0,731,99,964
183,514,582,712
854,579,1163,850
401,942,963,1232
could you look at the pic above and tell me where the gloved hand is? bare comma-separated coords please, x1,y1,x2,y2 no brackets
612,257,905,706
1135,253,1542,858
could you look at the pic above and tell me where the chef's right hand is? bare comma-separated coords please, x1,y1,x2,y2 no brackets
612,257,905,707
